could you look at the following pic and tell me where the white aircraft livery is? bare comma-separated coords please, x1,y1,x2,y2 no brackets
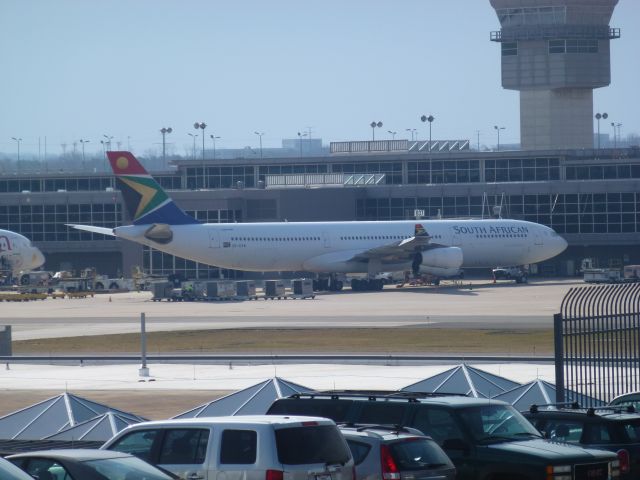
0,229,46,275
69,151,568,290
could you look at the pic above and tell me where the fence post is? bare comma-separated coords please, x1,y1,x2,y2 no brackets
554,313,565,403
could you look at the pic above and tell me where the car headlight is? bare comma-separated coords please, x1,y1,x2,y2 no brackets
546,465,571,480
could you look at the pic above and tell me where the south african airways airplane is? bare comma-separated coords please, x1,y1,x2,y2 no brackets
69,151,567,290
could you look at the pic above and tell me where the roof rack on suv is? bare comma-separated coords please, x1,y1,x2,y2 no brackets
529,403,636,415
337,423,424,436
290,390,468,402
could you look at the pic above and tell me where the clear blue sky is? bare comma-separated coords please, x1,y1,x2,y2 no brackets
1,0,638,157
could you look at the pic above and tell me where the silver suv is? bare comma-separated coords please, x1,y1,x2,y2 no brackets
339,425,456,480
102,415,354,480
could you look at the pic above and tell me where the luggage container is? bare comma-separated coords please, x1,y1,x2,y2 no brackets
206,280,236,300
181,281,206,301
263,280,286,299
291,278,315,299
150,281,173,301
235,280,257,300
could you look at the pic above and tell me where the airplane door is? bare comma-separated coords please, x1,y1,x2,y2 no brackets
209,231,220,248
452,234,462,246
322,231,331,248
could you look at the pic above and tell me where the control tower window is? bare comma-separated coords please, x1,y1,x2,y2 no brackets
497,6,565,27
501,42,518,56
548,39,598,54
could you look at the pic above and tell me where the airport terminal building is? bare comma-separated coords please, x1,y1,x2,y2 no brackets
1,140,639,279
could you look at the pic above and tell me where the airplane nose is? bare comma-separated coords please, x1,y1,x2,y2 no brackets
557,235,568,254
31,248,45,269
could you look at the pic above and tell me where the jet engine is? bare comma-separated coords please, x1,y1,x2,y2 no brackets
412,246,463,278
144,223,173,244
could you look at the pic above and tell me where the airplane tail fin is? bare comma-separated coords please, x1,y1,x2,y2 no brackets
414,223,429,237
106,151,200,225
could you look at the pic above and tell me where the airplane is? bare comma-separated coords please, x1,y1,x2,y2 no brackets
0,229,46,277
69,151,568,291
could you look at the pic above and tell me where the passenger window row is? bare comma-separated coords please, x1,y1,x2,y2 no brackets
109,427,257,466
231,236,320,242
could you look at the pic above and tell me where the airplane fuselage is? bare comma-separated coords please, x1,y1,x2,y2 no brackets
0,229,46,275
114,219,567,274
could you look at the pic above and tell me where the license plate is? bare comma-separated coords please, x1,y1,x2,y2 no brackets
315,475,331,480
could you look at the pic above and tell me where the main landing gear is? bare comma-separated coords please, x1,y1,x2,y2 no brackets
350,278,384,291
313,274,344,292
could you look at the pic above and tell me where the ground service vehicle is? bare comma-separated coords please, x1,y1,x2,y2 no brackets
102,415,354,480
492,266,528,283
524,405,640,479
8,449,178,480
339,424,456,480
267,391,620,480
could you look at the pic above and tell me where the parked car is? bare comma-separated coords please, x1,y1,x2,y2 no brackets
7,448,178,480
0,457,35,480
524,404,640,480
268,391,621,480
610,392,640,411
102,415,354,480
339,424,456,480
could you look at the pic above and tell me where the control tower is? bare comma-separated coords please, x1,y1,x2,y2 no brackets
489,1,620,150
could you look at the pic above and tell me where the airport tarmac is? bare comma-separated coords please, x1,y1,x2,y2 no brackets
0,279,578,419
3,278,581,341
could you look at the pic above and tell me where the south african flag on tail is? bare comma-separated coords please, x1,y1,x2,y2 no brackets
415,224,429,237
107,151,200,225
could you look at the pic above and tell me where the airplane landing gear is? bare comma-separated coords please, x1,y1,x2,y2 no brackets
313,275,344,292
350,278,384,291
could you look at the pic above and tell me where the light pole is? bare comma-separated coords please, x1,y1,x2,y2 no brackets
297,131,308,158
209,134,220,160
420,115,435,152
11,137,22,172
610,122,622,148
493,125,505,151
79,139,90,170
187,133,198,161
405,128,417,141
387,130,397,140
160,127,172,169
594,112,608,150
254,131,264,160
370,121,383,141
102,134,113,150
194,122,207,187
193,122,207,161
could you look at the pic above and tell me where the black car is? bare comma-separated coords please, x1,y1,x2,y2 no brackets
268,391,620,480
524,404,640,480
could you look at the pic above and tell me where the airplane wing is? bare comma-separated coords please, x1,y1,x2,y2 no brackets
348,224,439,263
66,224,116,236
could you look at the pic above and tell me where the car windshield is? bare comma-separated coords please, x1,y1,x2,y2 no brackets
84,456,174,479
610,394,640,412
275,425,351,465
458,405,542,443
